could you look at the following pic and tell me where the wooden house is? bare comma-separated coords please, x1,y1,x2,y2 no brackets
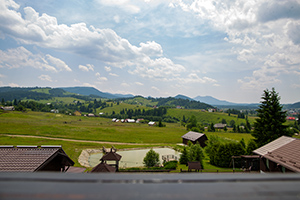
181,131,208,148
253,136,300,173
0,145,74,172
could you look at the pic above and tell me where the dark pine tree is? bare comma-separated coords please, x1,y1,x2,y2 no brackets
252,88,288,147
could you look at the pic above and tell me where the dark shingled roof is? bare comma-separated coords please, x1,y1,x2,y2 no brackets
0,145,74,172
101,151,122,161
91,162,116,173
253,136,300,173
181,131,205,142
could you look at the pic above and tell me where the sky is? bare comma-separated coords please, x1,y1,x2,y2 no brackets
0,0,300,104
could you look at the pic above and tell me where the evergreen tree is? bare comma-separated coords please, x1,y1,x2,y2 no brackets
245,139,257,155
143,149,160,167
179,146,189,165
252,88,288,147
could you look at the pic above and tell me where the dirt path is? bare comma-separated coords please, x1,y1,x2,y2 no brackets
2,134,162,146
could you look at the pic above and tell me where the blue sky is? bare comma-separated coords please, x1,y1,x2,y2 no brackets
0,0,300,103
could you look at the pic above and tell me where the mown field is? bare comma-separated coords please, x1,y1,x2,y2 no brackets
0,110,255,171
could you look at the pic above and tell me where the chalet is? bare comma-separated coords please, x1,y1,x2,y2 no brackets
148,121,156,126
181,131,208,148
0,145,74,172
214,123,227,129
253,136,300,173
0,106,15,111
126,119,135,123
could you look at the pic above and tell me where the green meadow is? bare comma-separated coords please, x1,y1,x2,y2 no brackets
0,110,255,171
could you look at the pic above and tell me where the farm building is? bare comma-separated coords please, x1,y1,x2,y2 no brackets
0,145,74,172
148,121,156,126
181,131,208,148
214,123,227,129
253,136,300,173
0,106,15,111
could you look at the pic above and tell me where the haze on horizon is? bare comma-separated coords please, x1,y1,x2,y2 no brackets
0,0,300,104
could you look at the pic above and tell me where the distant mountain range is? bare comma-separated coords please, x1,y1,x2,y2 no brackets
59,87,134,99
1,86,299,109
175,94,254,106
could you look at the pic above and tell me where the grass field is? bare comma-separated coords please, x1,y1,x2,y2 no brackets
0,110,256,171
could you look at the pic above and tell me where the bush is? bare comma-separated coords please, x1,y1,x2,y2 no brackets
163,161,178,169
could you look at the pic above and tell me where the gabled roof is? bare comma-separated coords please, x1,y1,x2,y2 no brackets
181,131,206,141
253,136,300,172
0,145,74,172
101,151,122,161
91,161,116,173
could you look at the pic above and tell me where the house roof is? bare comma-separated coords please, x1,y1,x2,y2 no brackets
181,131,206,141
214,123,227,128
0,145,74,172
253,136,300,172
253,136,295,156
91,161,116,173
101,151,122,161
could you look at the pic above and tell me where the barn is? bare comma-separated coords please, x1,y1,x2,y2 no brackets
181,131,208,148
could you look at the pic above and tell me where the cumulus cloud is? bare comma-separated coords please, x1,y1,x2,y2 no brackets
78,64,94,72
172,0,300,88
38,74,53,82
0,46,70,72
0,0,187,81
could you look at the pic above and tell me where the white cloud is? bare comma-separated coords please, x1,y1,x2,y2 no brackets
138,41,163,57
172,0,300,89
96,0,141,14
113,15,120,23
38,74,53,82
0,46,70,72
0,1,186,81
104,66,111,71
8,83,19,87
97,77,108,81
0,74,5,78
95,72,101,76
109,73,119,77
79,64,94,72
121,82,130,87
135,82,144,86
46,54,72,72
151,86,160,91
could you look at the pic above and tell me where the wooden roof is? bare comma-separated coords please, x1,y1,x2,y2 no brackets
91,161,116,173
101,151,122,161
253,136,300,172
0,145,74,172
181,131,206,142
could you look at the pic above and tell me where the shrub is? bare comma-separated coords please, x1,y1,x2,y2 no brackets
163,161,178,169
